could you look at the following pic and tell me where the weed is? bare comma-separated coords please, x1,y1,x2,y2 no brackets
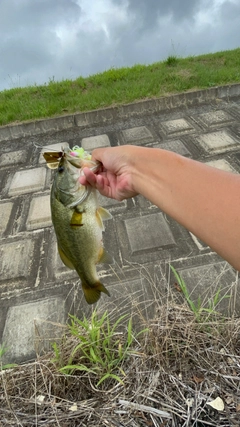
0,344,17,370
170,265,230,321
165,55,178,67
52,310,147,387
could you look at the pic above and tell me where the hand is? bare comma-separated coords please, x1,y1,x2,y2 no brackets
79,146,138,201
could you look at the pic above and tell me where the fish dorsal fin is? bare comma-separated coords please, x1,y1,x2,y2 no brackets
97,247,114,264
58,246,75,269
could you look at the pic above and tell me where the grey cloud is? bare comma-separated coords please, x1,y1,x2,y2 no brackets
113,0,206,28
0,0,81,31
0,0,82,88
220,0,240,20
0,0,240,91
128,0,201,20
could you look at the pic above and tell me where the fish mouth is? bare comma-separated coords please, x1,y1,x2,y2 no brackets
47,145,100,208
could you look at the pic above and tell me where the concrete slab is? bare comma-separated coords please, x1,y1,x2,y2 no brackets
27,195,52,230
0,239,35,282
154,140,191,156
196,110,235,128
205,159,237,173
196,130,240,154
81,134,110,151
49,234,78,281
2,297,65,363
0,150,27,167
8,167,46,196
176,262,240,315
161,118,195,136
0,115,75,142
121,126,154,145
0,202,13,237
98,193,126,209
124,212,176,255
97,276,157,328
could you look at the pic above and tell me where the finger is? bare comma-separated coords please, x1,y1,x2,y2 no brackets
91,148,106,164
79,175,88,185
81,167,97,187
95,174,105,190
95,175,112,198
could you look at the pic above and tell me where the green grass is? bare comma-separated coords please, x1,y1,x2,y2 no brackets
170,266,230,322
0,48,240,126
0,344,17,370
51,310,147,387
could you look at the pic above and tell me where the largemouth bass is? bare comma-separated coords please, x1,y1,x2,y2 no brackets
43,145,112,304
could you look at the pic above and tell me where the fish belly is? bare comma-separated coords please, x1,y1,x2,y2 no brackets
52,197,101,283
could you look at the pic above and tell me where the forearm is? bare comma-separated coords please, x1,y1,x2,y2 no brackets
131,147,240,270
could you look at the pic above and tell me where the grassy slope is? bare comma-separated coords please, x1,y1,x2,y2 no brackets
0,48,240,126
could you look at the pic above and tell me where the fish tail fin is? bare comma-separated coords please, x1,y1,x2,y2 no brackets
82,280,110,305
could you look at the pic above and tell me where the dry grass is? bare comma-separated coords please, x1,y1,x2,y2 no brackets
1,301,240,426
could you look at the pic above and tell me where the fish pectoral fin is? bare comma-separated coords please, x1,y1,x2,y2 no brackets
96,207,112,231
82,280,110,305
70,211,83,227
97,207,112,221
58,246,75,270
98,247,114,264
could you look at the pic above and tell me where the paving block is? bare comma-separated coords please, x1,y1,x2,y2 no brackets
154,140,191,156
205,159,236,173
97,193,126,209
197,110,234,128
2,297,65,363
124,212,176,255
121,126,154,145
196,130,239,154
176,262,240,315
0,239,35,282
97,276,157,327
0,150,27,167
81,134,110,151
39,142,69,164
50,234,78,281
27,195,52,230
190,232,208,251
0,202,13,237
161,118,194,135
8,167,46,196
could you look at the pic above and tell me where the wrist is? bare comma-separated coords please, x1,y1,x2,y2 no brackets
130,146,163,195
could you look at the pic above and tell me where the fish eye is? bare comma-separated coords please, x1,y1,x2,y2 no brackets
58,165,64,173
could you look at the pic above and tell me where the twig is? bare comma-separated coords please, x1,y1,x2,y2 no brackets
118,399,171,418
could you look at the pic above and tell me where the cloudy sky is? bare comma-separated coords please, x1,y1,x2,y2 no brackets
0,0,240,91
